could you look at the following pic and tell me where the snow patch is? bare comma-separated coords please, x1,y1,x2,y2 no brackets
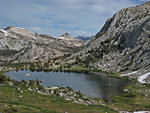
138,72,150,83
9,27,36,39
54,36,76,40
45,86,59,90
121,71,138,77
0,29,9,36
133,111,150,113
15,27,25,30
0,29,18,39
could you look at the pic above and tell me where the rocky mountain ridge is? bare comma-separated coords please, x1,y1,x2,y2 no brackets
76,2,150,80
0,26,84,64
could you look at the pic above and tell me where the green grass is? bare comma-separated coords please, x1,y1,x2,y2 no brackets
0,71,6,75
110,93,150,111
109,82,150,111
0,84,117,113
106,72,122,79
62,66,130,80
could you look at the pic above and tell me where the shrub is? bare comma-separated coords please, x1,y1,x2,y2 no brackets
0,75,7,83
4,108,18,113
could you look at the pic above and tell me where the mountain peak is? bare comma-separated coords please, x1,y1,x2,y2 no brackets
62,33,70,36
143,1,150,5
5,26,36,38
60,33,73,39
5,26,29,32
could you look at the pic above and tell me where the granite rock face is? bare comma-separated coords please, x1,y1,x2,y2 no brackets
81,2,150,72
0,26,83,63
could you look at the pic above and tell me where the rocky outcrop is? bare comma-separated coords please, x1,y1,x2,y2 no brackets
0,27,83,64
80,2,150,73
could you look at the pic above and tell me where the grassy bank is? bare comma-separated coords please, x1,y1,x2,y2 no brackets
1,64,150,112
1,75,150,112
0,83,116,113
108,81,150,111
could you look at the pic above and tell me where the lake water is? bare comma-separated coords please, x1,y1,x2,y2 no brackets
5,70,129,98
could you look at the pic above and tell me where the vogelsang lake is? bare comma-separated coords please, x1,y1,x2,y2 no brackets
5,70,129,98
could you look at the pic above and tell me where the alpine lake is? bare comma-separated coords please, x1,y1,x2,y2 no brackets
5,70,129,99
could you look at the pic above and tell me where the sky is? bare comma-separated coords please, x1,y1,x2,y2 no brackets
0,0,149,37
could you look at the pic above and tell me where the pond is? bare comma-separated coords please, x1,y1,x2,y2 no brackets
5,70,129,98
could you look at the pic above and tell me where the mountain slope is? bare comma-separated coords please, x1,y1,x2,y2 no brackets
0,27,84,64
79,2,150,73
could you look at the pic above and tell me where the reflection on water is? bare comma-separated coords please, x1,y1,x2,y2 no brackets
5,70,129,98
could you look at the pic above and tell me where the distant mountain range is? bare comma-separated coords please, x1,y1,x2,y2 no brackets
0,26,84,63
75,36,93,41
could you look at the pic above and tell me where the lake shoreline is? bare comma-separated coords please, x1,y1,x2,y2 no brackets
1,67,150,112
5,69,129,99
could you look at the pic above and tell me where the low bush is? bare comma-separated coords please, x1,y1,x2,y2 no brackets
0,75,7,83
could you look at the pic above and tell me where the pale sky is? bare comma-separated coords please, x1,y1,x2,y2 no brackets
0,0,149,37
